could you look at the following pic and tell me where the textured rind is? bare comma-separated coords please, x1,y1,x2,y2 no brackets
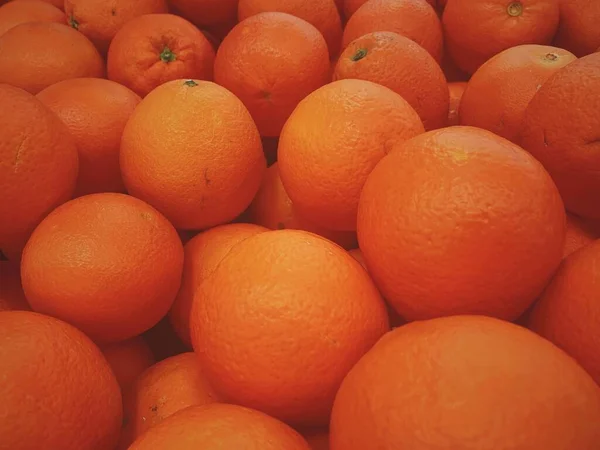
0,0,64,37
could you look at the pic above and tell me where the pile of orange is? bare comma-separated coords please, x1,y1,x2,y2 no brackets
1,0,600,449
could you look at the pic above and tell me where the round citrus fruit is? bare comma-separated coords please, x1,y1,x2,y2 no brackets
0,261,30,312
553,0,600,57
101,336,155,391
447,81,467,126
0,0,63,37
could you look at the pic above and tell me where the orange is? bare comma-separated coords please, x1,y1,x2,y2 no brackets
443,0,560,74
447,81,467,126
459,44,577,142
190,229,390,427
21,193,184,344
554,0,600,57
107,14,215,97
564,214,600,258
121,79,266,230
0,0,63,37
36,78,141,196
168,0,238,31
119,352,220,448
0,311,123,450
101,336,155,391
169,223,268,347
357,126,566,322
128,404,311,450
344,0,437,18
64,0,168,54
303,429,330,450
342,0,443,62
0,22,104,94
238,0,343,59
330,315,600,449
0,84,78,261
528,240,600,385
278,79,423,232
214,12,330,137
333,32,449,130
247,163,359,249
0,261,30,312
520,52,600,220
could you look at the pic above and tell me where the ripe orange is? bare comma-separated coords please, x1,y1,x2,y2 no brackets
528,240,600,385
0,261,30,312
447,81,467,126
563,214,600,258
101,336,155,391
357,126,566,322
128,404,311,450
344,0,437,18
21,193,184,344
278,79,423,232
333,31,449,130
520,52,600,220
169,223,268,347
107,14,215,97
443,0,560,74
554,0,600,57
342,0,443,62
0,84,78,261
459,44,577,142
121,79,266,230
36,77,140,196
0,22,104,94
0,311,123,450
214,12,330,137
168,0,238,31
190,229,390,427
0,0,63,37
330,315,600,449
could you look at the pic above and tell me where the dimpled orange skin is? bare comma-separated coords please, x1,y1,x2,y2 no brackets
520,52,600,221
169,223,269,347
553,0,600,57
459,45,577,142
120,79,266,230
357,127,566,322
342,0,443,62
330,315,600,450
0,0,64,37
333,32,449,131
0,84,78,261
0,261,30,312
447,82,467,126
20,193,184,344
563,214,600,258
0,311,123,450
101,336,155,391
190,229,390,428
214,12,330,137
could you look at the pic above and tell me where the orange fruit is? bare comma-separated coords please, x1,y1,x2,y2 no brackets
214,12,330,137
443,0,560,74
553,0,600,57
333,31,449,130
278,79,423,232
330,315,600,449
190,229,390,427
36,77,141,196
107,14,215,97
168,0,238,30
563,213,600,258
0,0,64,37
357,126,566,322
247,163,359,249
459,44,577,142
447,81,467,126
101,336,155,391
169,223,268,347
0,261,30,312
128,404,311,450
303,429,330,450
0,22,104,94
119,352,220,448
0,311,123,450
520,52,600,220
238,0,343,59
0,84,78,261
21,193,184,344
64,0,168,54
342,0,443,62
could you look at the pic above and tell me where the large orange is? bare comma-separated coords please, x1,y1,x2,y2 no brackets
443,0,560,74
0,84,78,261
21,193,184,344
0,261,30,312
333,31,449,130
563,213,600,258
554,0,600,57
101,336,155,391
214,12,330,137
168,0,238,31
357,126,566,322
190,229,390,427
278,79,424,232
0,311,123,450
459,44,576,142
520,52,600,220
169,223,269,347
447,81,467,126
0,0,63,37
0,22,104,94
107,14,215,97
330,315,600,449
121,79,265,230
37,77,141,196
344,0,438,18
342,0,443,62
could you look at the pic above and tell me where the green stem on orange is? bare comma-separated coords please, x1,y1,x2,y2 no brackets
351,48,368,62
160,46,177,63
68,14,79,30
183,80,198,87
